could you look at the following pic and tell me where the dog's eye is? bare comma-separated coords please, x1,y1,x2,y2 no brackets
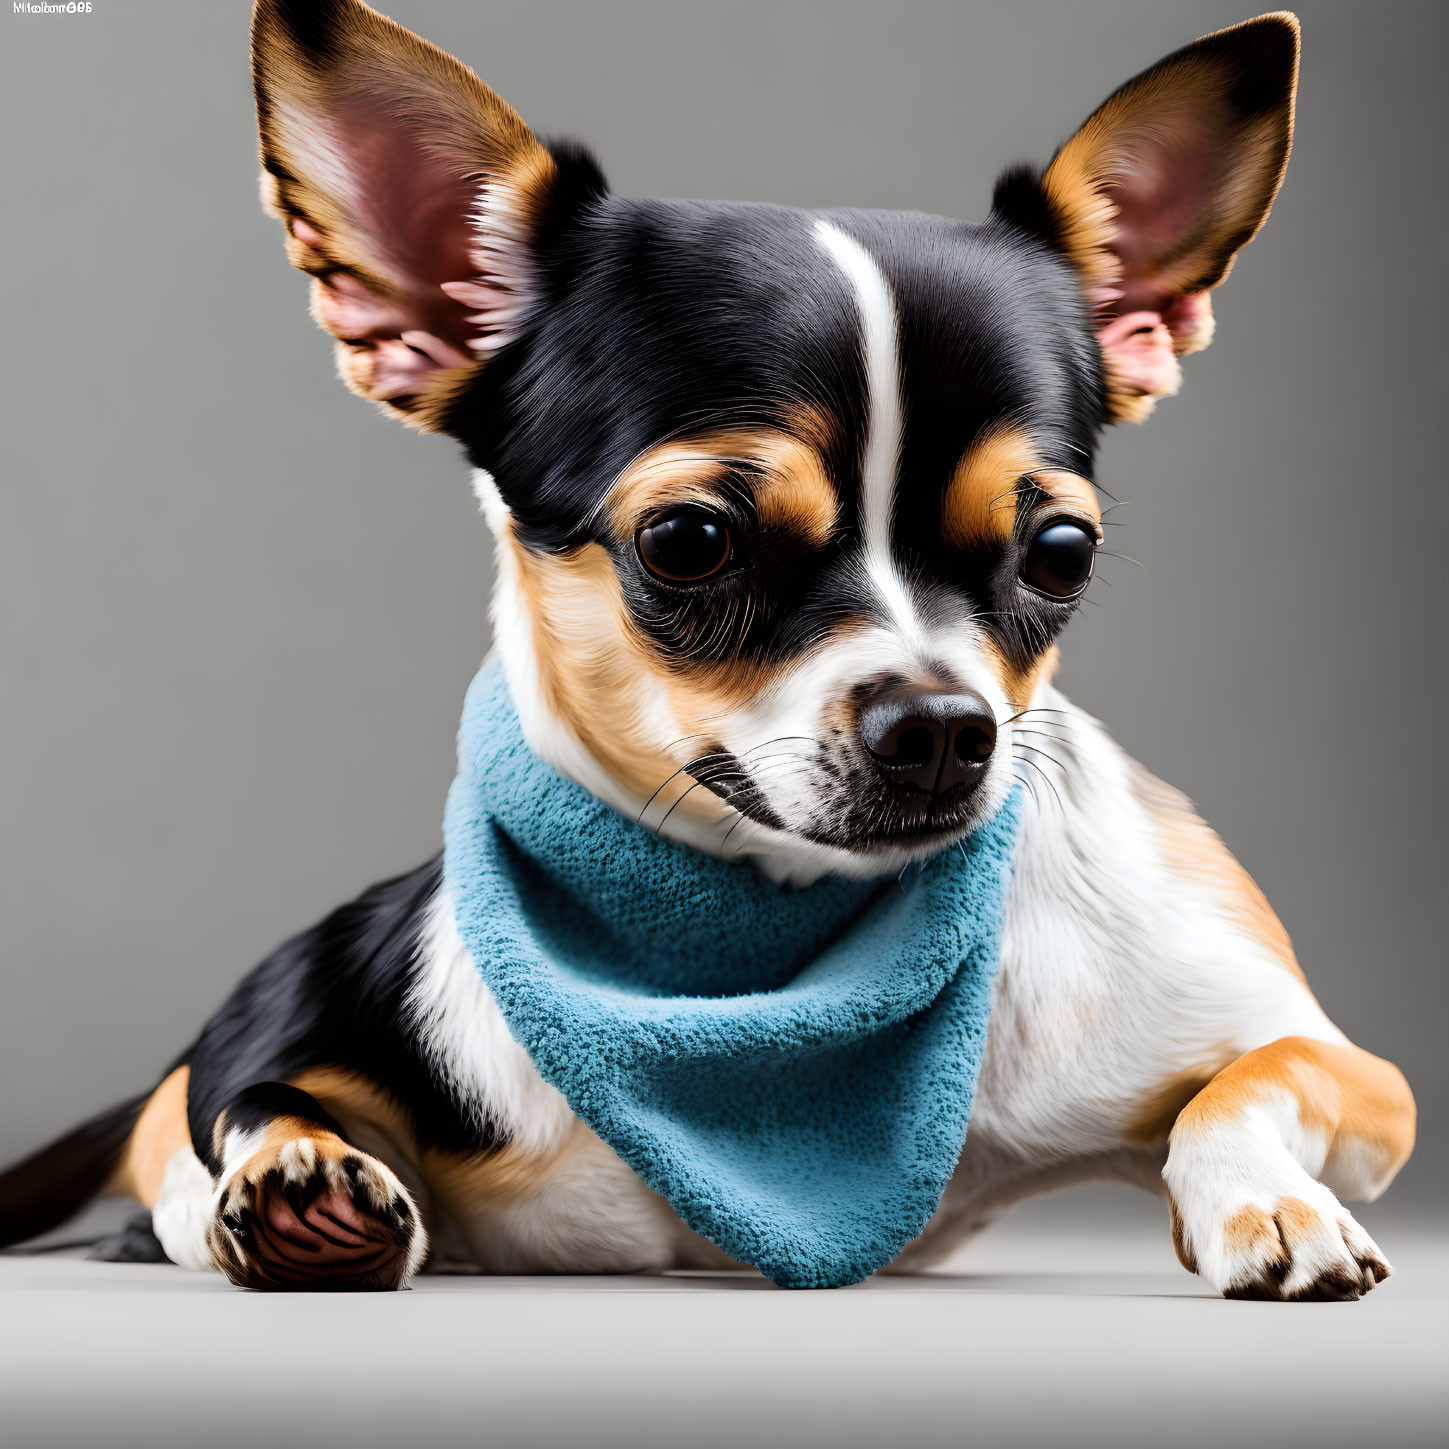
636,508,732,583
1020,520,1096,598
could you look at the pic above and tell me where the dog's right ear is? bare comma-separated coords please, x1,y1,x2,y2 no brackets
992,13,1298,424
252,0,597,432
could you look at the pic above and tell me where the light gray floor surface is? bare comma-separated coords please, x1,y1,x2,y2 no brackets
3,1193,1444,1449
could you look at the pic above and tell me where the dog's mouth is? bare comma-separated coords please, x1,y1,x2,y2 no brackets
799,783,991,855
690,747,994,859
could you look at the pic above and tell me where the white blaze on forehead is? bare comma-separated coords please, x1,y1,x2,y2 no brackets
812,219,917,640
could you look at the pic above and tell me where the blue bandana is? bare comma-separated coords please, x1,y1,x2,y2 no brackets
443,661,1021,1288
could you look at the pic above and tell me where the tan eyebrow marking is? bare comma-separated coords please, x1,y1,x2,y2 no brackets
750,431,838,547
1030,469,1103,527
942,424,1102,549
942,422,1042,547
604,442,739,537
605,413,839,547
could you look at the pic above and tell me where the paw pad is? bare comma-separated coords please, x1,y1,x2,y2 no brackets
208,1136,425,1291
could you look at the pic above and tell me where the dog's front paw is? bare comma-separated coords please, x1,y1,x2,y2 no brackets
1165,1137,1389,1301
207,1135,426,1291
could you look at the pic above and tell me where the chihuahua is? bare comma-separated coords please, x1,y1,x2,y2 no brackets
0,0,1414,1300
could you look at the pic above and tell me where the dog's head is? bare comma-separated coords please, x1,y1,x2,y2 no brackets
252,0,1298,880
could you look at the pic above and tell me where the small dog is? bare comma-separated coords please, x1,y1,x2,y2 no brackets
1,0,1414,1299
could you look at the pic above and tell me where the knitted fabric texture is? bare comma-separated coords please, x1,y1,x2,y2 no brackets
443,660,1022,1289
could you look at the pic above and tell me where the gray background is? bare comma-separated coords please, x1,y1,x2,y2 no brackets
4,1227,1447,1449
2,0,1445,1220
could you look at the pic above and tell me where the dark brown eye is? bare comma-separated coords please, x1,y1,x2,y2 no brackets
636,508,732,583
1020,520,1096,598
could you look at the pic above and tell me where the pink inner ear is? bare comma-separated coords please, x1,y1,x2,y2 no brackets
309,267,475,397
1090,116,1224,397
1097,311,1179,396
1160,291,1212,349
1105,121,1222,313
284,98,528,397
332,101,477,291
1095,290,1211,398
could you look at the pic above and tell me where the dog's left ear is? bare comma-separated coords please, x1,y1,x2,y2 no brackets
252,0,596,432
994,12,1299,422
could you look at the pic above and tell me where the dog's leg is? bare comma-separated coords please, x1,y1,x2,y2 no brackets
1164,1037,1414,1300
205,1083,427,1291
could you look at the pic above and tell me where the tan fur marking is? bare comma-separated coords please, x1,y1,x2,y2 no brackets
289,1065,582,1216
982,639,1061,718
1131,761,1305,981
288,1067,419,1161
941,423,1041,548
602,444,736,538
752,433,839,547
1173,1037,1416,1189
106,1066,193,1206
1032,470,1103,526
606,422,838,547
1271,1194,1322,1250
1223,1202,1277,1259
251,1113,341,1158
506,536,689,803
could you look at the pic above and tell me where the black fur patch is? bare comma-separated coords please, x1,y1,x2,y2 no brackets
185,858,500,1172
215,1081,347,1142
0,1093,148,1248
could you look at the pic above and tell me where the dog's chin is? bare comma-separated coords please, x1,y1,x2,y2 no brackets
728,780,1009,883
808,811,985,868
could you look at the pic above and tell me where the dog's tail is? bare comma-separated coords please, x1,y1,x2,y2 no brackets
0,1094,149,1248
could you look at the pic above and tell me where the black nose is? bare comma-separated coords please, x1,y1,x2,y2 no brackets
860,689,998,794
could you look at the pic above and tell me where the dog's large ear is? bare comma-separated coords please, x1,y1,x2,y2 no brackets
994,13,1299,422
252,0,586,431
